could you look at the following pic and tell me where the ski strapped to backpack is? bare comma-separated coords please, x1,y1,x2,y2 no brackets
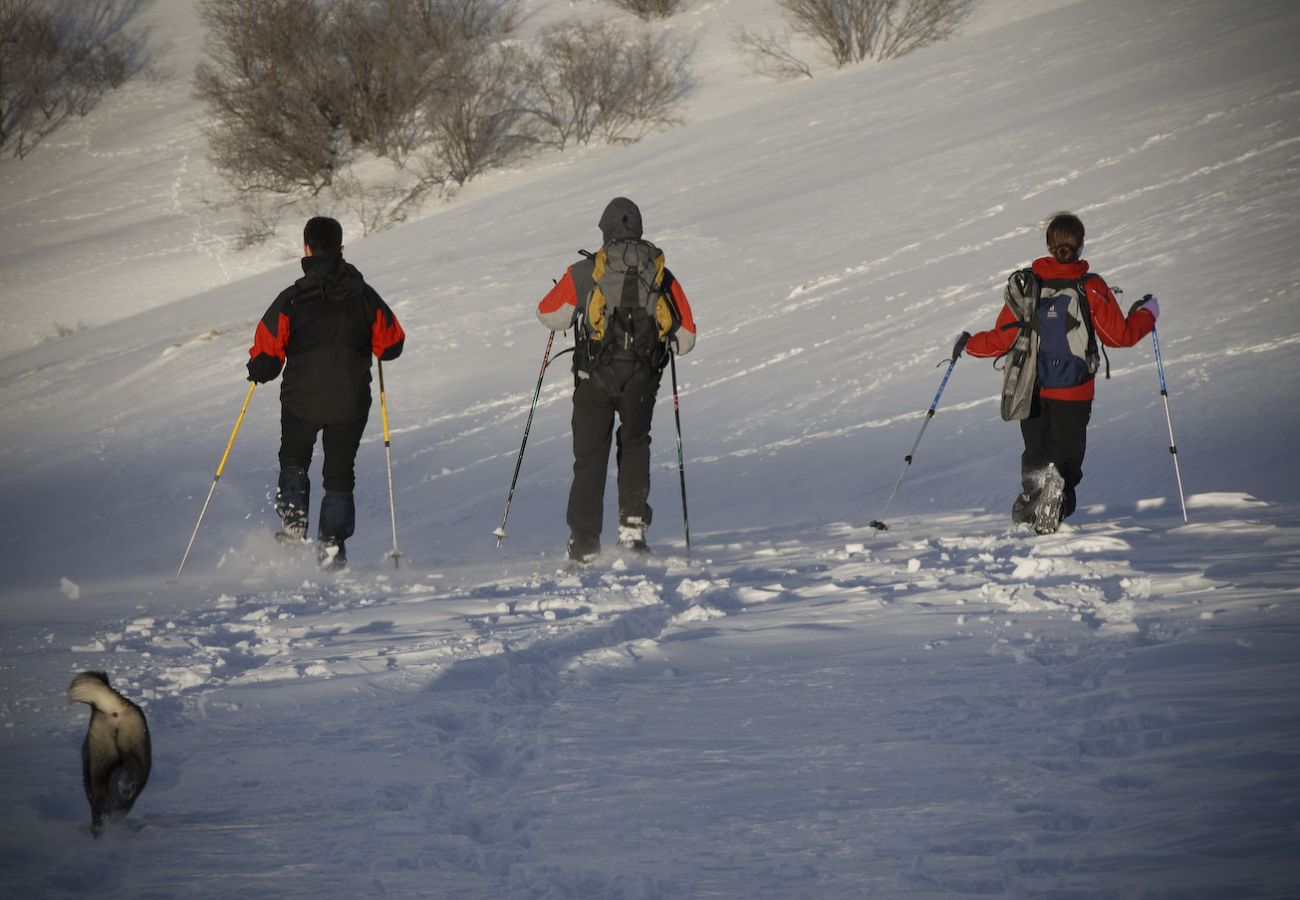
574,239,680,372
994,269,1110,420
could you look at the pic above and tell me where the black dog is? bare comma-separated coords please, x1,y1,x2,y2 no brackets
68,672,152,835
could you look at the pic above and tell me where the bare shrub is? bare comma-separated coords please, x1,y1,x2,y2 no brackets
0,0,151,157
734,28,812,80
195,0,691,243
195,0,523,200
777,0,967,67
525,22,690,149
324,0,519,163
194,0,346,196
424,42,537,185
602,0,685,20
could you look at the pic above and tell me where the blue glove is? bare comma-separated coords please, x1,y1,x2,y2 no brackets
1129,294,1159,322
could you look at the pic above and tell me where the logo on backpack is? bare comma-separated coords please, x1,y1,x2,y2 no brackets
577,239,677,370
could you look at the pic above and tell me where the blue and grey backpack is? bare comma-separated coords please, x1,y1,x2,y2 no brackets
998,269,1109,420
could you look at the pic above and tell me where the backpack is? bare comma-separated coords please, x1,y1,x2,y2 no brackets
996,269,1109,421
576,239,678,371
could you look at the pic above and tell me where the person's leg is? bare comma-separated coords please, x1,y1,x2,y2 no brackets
277,408,318,537
1044,399,1091,519
317,413,368,567
566,379,616,557
614,370,660,547
1015,396,1051,523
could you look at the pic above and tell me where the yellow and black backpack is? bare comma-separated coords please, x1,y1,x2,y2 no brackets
576,239,678,371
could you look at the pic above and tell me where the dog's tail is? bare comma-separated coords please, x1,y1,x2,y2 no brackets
68,671,131,714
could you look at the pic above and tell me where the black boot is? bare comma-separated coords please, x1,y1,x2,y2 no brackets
276,466,310,543
318,490,355,571
566,536,600,567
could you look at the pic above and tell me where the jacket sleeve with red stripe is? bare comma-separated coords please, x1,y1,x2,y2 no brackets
536,267,580,332
247,286,294,381
663,270,697,356
1085,276,1155,348
367,287,406,361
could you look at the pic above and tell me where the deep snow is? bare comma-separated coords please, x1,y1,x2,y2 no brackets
1,0,1298,897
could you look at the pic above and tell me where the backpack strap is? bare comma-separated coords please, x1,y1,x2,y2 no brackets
1076,274,1110,380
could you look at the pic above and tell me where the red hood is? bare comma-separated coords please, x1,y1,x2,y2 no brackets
1031,256,1090,280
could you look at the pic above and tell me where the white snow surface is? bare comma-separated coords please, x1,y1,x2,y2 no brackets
2,0,1299,897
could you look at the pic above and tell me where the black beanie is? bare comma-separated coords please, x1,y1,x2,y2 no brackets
304,216,343,255
598,198,643,243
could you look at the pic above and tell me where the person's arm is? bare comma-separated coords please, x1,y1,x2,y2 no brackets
1089,276,1155,348
368,288,406,361
664,272,696,355
962,303,1020,358
247,289,292,382
537,267,579,331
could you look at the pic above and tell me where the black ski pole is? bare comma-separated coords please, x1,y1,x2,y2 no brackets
869,355,959,531
493,333,572,547
670,350,691,561
1147,309,1188,523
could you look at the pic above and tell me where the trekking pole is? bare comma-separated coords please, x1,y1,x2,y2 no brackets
669,351,691,561
1148,312,1189,523
173,382,256,581
869,355,959,531
493,333,573,547
377,360,404,567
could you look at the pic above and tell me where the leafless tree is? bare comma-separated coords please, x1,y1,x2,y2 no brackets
777,0,967,67
602,0,685,20
194,0,691,241
525,22,690,149
194,0,346,195
1,0,151,157
734,27,813,80
424,42,537,185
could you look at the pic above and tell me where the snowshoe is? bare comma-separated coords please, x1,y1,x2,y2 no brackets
317,539,348,572
1011,491,1035,525
274,528,310,549
617,520,650,555
566,538,600,569
1033,464,1066,535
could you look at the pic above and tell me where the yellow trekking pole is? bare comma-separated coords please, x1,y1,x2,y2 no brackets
173,382,256,581
378,360,403,567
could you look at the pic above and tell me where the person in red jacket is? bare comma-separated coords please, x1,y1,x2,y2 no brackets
536,198,697,563
247,217,406,569
954,212,1157,533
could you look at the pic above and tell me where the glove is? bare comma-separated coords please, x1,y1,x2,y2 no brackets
246,353,282,383
1129,294,1159,322
951,331,971,361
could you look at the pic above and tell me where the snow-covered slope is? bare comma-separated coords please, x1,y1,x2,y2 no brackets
1,0,1298,897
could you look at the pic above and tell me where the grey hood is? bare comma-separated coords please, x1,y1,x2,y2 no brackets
598,197,643,243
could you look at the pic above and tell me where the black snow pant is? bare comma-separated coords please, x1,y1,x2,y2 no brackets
566,361,661,552
1017,396,1091,521
277,405,368,542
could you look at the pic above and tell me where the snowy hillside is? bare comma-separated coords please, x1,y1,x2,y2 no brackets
1,0,1299,897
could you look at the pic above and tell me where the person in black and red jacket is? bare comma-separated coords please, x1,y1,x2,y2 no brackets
954,212,1157,533
247,217,405,570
